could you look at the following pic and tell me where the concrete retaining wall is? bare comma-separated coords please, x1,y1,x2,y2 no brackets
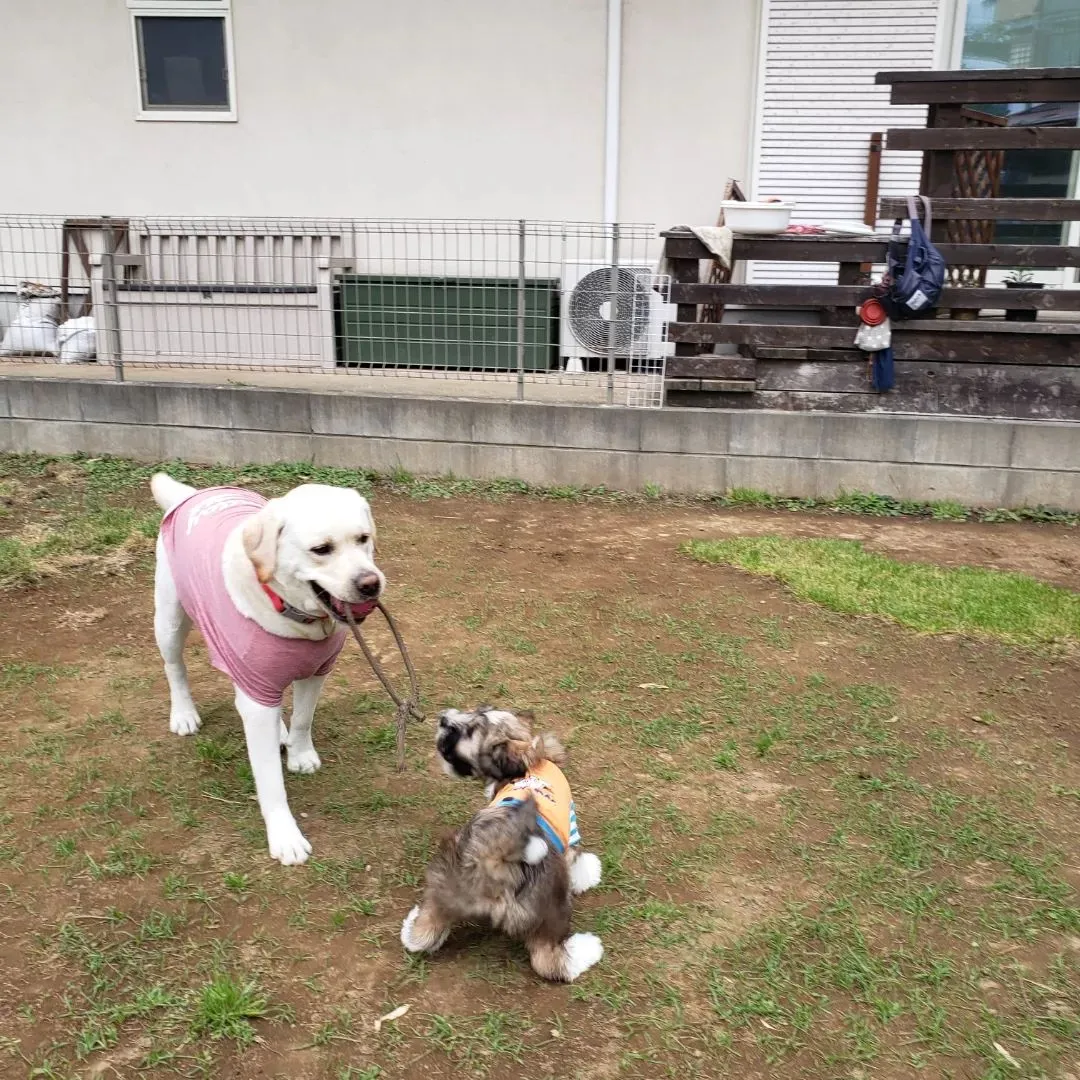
1,376,1078,509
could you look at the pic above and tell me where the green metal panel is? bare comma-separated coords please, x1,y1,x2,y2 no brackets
336,275,560,370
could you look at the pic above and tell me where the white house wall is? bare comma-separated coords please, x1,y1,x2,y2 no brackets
1,0,758,228
619,1,758,229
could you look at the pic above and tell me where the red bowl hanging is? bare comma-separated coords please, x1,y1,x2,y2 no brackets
858,297,887,326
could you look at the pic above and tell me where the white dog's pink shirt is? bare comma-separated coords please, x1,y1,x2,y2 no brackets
160,487,346,706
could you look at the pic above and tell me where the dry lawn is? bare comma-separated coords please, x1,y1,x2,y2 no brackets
0,455,1077,1080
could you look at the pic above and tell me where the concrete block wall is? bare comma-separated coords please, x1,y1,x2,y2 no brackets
0,377,1078,509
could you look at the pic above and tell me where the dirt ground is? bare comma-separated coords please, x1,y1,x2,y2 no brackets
0,467,1078,1079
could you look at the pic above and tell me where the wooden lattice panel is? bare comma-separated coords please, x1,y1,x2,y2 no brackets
946,108,1006,287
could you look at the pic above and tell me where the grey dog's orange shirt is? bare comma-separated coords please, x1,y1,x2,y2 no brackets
490,761,582,854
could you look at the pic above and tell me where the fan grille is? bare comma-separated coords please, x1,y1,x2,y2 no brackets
567,267,651,354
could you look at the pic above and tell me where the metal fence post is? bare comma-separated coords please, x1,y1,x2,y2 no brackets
101,217,124,382
605,222,620,406
516,219,526,402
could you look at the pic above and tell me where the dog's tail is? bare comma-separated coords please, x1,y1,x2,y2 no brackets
151,472,197,512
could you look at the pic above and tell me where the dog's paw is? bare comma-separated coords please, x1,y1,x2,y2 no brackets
286,745,322,774
569,851,603,894
401,906,449,953
523,836,549,865
564,933,604,981
400,906,424,952
169,707,202,736
265,814,312,866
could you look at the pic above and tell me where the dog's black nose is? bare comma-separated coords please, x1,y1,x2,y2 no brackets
355,572,381,598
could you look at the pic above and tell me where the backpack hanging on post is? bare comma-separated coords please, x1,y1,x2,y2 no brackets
882,195,947,320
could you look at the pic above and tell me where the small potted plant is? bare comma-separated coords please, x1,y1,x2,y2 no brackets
1004,268,1043,322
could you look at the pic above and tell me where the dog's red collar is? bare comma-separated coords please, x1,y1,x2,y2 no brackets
261,581,287,613
261,582,326,624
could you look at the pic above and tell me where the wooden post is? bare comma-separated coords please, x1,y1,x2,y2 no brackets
665,232,702,358
919,103,965,229
863,132,883,227
919,103,964,314
861,133,884,276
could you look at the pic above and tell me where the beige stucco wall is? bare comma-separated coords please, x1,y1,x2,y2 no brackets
1,0,757,226
619,0,757,227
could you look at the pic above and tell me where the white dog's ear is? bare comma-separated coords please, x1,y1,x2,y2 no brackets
242,502,282,583
350,490,377,552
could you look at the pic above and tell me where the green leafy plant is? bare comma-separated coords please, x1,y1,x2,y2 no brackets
1004,267,1033,285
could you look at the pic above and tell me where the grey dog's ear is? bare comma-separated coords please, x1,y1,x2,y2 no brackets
490,733,566,779
489,739,533,780
242,501,282,584
532,732,566,767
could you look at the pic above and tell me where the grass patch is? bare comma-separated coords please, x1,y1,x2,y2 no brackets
0,536,36,589
637,712,704,751
45,918,285,1069
0,453,1077,543
424,1009,531,1070
190,974,272,1046
0,451,1077,598
0,661,80,690
684,536,1080,644
0,506,159,588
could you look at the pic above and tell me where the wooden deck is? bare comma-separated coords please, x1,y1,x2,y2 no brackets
665,67,1080,421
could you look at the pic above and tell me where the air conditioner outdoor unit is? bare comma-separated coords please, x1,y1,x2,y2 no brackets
559,260,673,373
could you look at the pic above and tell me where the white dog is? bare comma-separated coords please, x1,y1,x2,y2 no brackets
151,473,385,865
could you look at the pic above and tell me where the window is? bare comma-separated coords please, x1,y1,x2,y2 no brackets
129,0,235,121
960,0,1080,248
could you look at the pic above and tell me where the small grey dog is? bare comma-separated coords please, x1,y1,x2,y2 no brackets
400,705,603,982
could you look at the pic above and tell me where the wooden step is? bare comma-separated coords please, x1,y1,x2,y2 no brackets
666,354,755,380
666,377,756,394
670,283,1080,310
668,321,1080,365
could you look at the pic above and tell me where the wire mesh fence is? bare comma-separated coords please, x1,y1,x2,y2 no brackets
0,216,670,408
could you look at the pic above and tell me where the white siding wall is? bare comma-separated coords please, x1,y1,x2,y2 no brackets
751,0,943,282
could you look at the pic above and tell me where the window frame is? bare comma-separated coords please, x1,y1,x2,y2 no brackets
128,0,237,122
